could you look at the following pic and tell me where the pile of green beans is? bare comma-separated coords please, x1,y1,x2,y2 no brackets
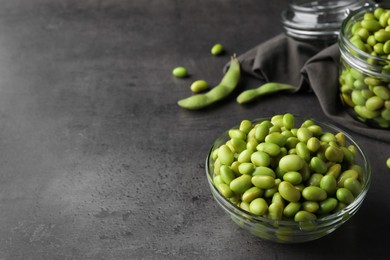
339,7,390,128
211,113,365,221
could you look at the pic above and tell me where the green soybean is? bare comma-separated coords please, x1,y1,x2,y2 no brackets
294,211,317,222
218,145,234,166
211,43,224,56
249,198,268,216
172,66,188,77
220,165,236,185
336,188,355,204
190,80,209,93
302,186,327,201
242,186,263,203
252,175,275,189
283,202,301,218
320,175,337,196
230,174,252,194
236,82,296,104
178,56,240,110
278,181,301,202
279,154,304,172
318,198,338,214
268,202,283,220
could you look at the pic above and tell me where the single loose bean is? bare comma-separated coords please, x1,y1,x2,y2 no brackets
251,151,271,167
336,188,355,204
228,129,247,140
211,43,224,56
272,192,285,207
265,132,287,147
344,178,363,197
302,201,319,213
216,183,234,198
310,156,328,174
252,166,276,177
249,198,268,216
252,175,275,189
172,66,188,77
218,145,234,165
178,56,240,110
325,146,344,162
236,82,296,104
302,186,327,201
386,157,390,168
320,175,337,196
279,154,304,172
239,120,253,134
237,149,254,163
242,186,263,203
294,211,317,222
318,198,338,215
257,142,281,157
238,162,255,175
278,181,301,202
230,138,247,153
230,174,252,194
283,171,302,185
268,202,283,220
190,80,209,93
255,123,270,142
220,165,236,185
296,142,311,162
307,137,321,152
283,202,301,218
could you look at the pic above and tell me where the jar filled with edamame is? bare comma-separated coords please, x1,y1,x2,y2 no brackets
281,0,367,45
339,4,390,129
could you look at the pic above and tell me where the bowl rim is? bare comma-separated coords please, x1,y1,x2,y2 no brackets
205,115,372,226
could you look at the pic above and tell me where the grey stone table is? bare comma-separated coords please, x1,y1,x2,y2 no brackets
0,1,389,259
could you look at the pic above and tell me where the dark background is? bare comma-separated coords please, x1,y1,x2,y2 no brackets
0,1,389,259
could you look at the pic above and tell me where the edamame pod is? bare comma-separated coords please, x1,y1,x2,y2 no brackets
236,82,296,104
177,56,240,110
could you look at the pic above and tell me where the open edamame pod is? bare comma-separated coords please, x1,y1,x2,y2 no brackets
177,56,240,110
236,82,296,104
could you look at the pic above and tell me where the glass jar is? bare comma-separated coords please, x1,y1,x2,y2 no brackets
281,0,368,45
338,4,390,129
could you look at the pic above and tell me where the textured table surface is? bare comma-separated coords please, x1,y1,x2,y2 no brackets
0,1,389,259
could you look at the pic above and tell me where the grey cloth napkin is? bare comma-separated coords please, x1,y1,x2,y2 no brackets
236,33,390,143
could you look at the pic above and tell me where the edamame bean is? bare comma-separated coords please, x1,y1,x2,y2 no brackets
251,151,271,167
238,162,255,175
318,198,338,215
387,157,390,168
294,211,317,222
252,175,275,189
236,82,296,104
172,66,188,77
283,171,302,185
190,80,209,93
211,43,224,56
220,165,236,184
242,186,263,203
344,178,363,197
302,186,327,201
230,174,252,194
283,202,301,218
252,166,276,177
279,154,304,172
278,181,301,202
218,145,234,166
249,198,268,216
310,156,328,174
178,56,240,110
302,201,319,213
268,202,283,220
257,142,281,157
320,175,337,196
336,188,355,204
216,183,234,198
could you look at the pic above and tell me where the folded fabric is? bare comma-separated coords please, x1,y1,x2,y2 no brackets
235,33,390,143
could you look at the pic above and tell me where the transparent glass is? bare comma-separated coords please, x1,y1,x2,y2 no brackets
281,0,368,43
205,116,371,243
338,5,390,129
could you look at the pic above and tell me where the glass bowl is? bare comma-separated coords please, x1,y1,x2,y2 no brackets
205,115,371,243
